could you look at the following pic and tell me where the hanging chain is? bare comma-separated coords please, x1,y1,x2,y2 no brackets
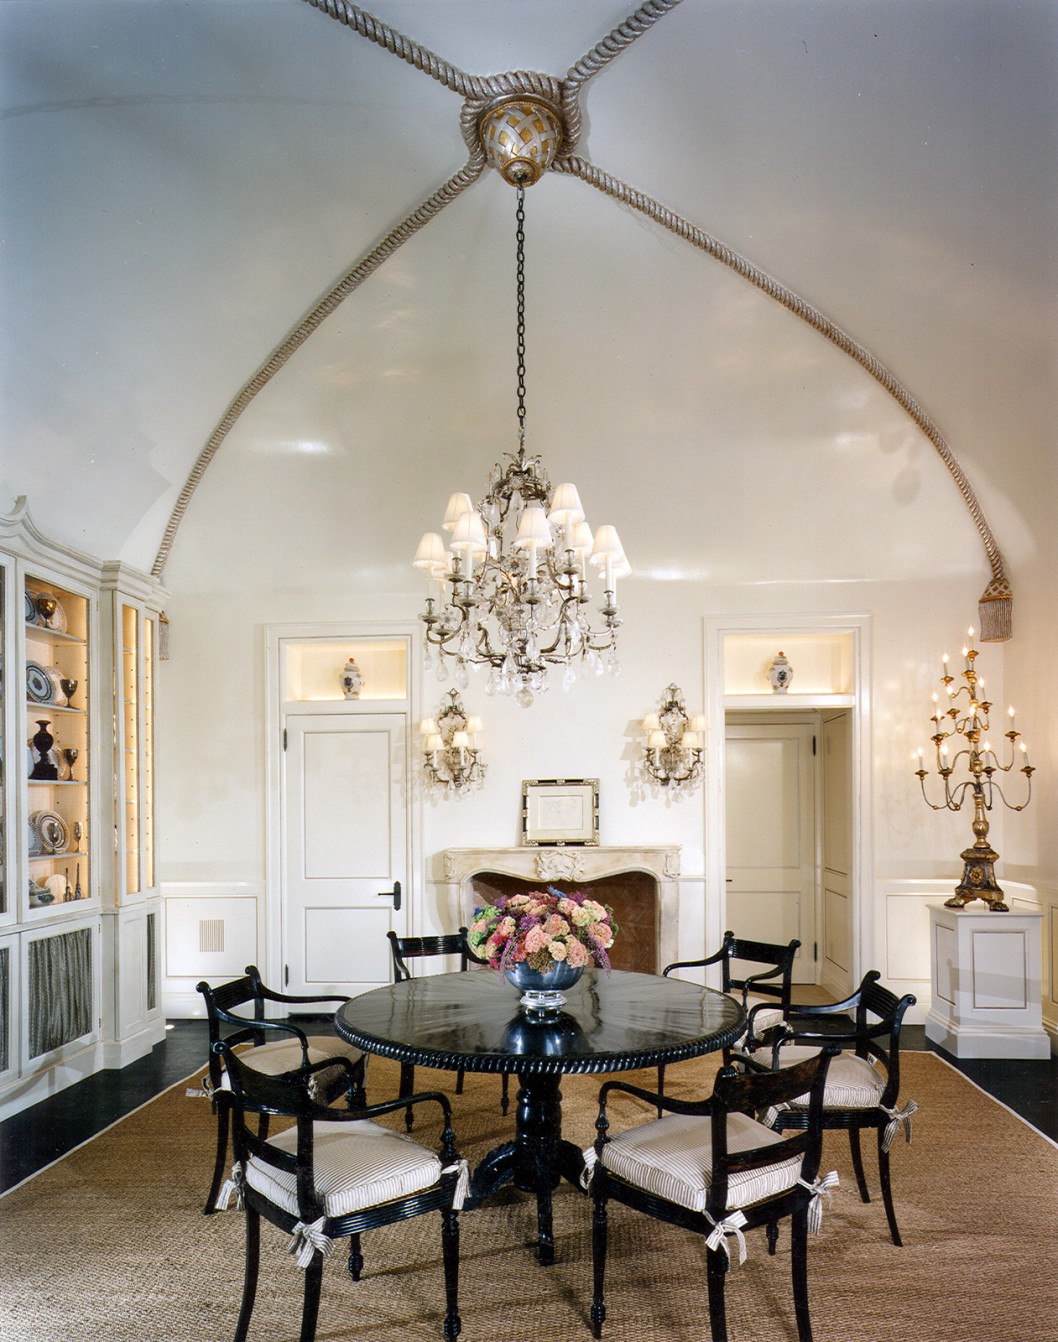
515,185,527,452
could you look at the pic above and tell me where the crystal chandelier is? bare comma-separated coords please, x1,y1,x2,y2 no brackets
413,101,628,707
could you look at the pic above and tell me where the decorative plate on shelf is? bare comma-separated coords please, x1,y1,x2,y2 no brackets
31,809,69,854
26,661,54,704
28,818,43,857
25,590,38,624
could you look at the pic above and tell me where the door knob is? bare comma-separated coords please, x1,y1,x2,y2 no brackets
377,880,402,911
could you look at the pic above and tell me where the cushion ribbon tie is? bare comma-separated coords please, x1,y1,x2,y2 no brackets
797,1169,840,1234
441,1159,471,1210
881,1099,918,1153
704,1210,748,1265
216,1163,245,1212
287,1218,335,1269
579,1146,598,1191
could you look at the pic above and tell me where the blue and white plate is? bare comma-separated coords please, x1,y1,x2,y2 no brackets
26,661,54,704
25,590,37,624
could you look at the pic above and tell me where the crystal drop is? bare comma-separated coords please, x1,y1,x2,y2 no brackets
562,663,576,692
436,657,449,683
454,659,469,688
516,686,533,708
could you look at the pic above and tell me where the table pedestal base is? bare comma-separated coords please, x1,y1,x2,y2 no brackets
467,1074,586,1264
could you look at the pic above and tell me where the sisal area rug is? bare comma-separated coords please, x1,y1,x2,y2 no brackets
0,1052,1055,1342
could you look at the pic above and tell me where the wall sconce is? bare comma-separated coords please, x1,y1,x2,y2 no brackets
420,690,486,796
641,683,707,791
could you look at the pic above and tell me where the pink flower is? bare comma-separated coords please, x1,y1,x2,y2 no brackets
544,914,571,937
566,939,590,968
524,926,550,954
548,939,568,960
588,922,614,950
582,899,608,922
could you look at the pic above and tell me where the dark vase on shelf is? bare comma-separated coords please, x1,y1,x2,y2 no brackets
30,720,59,780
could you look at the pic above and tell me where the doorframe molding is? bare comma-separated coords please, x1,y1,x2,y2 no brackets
263,620,422,1002
703,613,873,985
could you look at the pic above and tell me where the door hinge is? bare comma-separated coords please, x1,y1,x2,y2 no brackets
812,735,817,755
283,728,287,750
813,941,818,961
285,964,290,987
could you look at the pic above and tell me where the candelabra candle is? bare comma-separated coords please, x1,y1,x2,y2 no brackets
915,627,1034,911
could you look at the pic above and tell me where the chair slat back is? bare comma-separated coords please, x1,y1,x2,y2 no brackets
724,933,800,1007
709,1047,836,1206
388,928,471,982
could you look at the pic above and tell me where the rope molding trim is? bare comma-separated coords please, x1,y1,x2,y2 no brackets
151,0,1012,640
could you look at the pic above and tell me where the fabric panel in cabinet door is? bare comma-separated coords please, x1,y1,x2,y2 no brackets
283,714,408,997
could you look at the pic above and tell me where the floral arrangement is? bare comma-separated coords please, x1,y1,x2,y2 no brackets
468,887,619,973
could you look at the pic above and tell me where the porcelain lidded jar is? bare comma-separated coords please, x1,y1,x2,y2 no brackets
767,650,793,694
339,657,364,700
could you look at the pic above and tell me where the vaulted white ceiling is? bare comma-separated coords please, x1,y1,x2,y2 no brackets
2,0,1054,589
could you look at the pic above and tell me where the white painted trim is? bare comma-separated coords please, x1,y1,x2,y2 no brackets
264,620,423,1002
704,612,873,984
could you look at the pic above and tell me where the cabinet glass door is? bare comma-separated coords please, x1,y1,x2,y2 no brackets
25,577,90,910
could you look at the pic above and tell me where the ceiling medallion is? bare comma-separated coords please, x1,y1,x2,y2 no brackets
478,95,565,186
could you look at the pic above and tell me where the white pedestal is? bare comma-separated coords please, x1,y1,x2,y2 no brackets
926,903,1050,1059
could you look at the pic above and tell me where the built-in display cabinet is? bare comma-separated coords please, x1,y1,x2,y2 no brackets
0,501,166,1117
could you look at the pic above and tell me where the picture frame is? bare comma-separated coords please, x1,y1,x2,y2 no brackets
521,778,599,847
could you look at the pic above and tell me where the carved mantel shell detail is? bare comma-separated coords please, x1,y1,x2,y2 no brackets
536,850,585,882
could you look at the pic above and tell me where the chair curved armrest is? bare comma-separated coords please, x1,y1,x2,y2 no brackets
661,946,726,978
310,1087,455,1132
597,1077,716,1118
255,986,351,1008
213,1015,311,1052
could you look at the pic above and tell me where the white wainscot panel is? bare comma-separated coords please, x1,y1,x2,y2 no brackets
823,885,850,974
165,896,259,979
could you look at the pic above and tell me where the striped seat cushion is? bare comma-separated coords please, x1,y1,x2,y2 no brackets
217,1036,364,1090
756,1047,885,1110
246,1120,442,1217
600,1111,801,1213
741,994,785,1036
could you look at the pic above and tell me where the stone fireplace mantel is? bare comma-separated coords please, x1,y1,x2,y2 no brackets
438,845,681,971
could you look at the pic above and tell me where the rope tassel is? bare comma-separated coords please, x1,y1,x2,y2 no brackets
881,1099,919,1153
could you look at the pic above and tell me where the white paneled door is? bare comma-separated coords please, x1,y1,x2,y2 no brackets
283,714,408,997
724,721,817,982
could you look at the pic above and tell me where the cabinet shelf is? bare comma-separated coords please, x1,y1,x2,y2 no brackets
24,623,86,649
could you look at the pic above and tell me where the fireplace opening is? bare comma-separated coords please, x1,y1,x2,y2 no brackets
467,869,658,974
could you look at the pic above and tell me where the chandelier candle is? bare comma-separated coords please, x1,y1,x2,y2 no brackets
914,626,1034,910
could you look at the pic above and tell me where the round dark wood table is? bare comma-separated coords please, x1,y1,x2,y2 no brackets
335,968,744,1264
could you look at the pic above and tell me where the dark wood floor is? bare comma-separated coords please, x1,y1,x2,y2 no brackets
1,1018,1055,1196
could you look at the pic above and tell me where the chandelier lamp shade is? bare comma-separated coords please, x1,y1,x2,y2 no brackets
641,684,707,791
420,690,486,796
413,124,629,707
914,625,1034,911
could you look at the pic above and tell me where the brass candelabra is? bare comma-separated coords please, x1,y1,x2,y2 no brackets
914,626,1034,911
